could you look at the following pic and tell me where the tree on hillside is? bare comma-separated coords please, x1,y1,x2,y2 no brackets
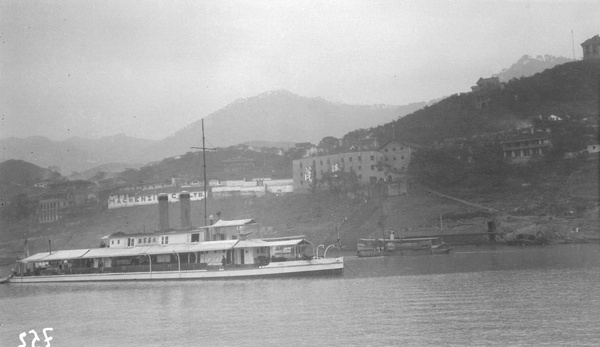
321,168,360,195
318,136,341,154
0,194,38,223
408,149,468,187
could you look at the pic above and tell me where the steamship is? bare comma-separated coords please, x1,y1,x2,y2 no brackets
8,192,343,283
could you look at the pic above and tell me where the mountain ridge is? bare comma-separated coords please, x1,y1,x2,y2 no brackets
0,134,154,175
131,90,426,164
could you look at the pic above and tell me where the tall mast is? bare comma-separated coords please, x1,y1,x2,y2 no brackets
192,119,218,226
202,119,207,226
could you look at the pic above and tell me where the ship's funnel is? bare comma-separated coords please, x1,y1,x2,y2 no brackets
158,193,169,231
180,191,191,229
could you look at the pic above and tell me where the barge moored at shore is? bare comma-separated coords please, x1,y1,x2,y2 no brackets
357,237,453,257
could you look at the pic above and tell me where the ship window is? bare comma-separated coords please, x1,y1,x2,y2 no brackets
191,233,200,242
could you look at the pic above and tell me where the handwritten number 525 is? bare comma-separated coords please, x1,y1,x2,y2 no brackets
18,328,53,347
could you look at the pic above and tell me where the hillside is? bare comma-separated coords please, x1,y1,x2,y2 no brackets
68,162,145,181
2,158,597,260
117,145,292,184
132,90,426,163
0,134,155,175
344,59,600,146
0,159,61,199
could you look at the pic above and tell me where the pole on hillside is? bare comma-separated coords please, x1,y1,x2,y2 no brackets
202,119,207,226
571,29,576,61
380,184,385,254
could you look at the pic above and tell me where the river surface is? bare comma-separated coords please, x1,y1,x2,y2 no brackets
1,244,599,346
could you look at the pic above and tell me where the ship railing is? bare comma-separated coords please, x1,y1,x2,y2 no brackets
23,263,212,276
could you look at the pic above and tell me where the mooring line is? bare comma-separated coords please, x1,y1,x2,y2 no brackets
344,264,357,276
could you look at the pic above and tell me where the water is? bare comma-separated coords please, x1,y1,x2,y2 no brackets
1,244,599,346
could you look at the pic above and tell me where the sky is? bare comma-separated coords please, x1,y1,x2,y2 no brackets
1,0,598,141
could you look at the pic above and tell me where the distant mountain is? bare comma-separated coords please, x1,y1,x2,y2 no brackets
67,162,145,181
133,90,426,163
493,55,572,82
0,134,155,174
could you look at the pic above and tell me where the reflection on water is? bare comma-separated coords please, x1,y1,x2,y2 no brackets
1,244,599,346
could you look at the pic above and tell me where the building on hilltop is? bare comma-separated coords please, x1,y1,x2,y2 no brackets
33,180,52,188
581,34,600,60
471,76,503,93
500,128,552,164
357,137,380,151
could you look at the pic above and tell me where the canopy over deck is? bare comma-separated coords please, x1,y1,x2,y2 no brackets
82,247,152,259
203,219,257,228
262,239,311,247
19,252,52,263
18,238,313,264
233,239,270,249
189,239,239,252
40,249,90,262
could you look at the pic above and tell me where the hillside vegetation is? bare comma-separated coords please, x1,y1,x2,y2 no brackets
345,59,599,146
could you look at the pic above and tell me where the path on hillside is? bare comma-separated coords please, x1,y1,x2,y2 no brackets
423,187,499,213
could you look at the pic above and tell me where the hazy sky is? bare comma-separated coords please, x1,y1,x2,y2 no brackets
1,0,598,141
